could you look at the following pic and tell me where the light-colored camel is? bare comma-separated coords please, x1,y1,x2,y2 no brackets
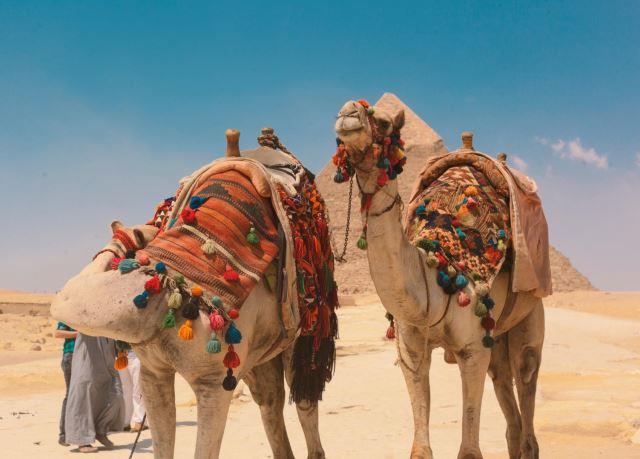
334,100,545,459
51,218,326,455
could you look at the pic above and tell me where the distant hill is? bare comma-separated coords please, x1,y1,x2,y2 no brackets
317,93,596,295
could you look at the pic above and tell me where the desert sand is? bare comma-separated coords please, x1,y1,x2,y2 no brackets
1,290,639,458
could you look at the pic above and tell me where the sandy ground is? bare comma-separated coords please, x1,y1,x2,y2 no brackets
0,291,639,458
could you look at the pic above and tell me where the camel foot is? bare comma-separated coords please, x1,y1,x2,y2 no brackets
410,444,434,459
457,448,483,459
520,435,539,459
307,452,325,459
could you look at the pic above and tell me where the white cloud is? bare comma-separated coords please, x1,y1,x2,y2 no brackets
511,155,528,171
537,137,608,169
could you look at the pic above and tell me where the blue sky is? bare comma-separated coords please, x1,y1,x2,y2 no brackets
1,1,639,292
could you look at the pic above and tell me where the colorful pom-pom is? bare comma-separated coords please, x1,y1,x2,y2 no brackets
426,251,439,268
447,265,457,277
111,257,123,270
223,345,240,368
437,271,450,287
155,262,167,274
223,265,240,282
482,335,495,348
181,299,200,320
475,282,490,297
201,238,216,255
206,334,221,354
189,196,207,209
191,285,203,297
114,351,128,370
228,309,239,320
133,291,149,309
222,368,238,391
225,323,242,344
173,274,185,285
246,227,259,245
168,291,182,309
482,296,495,309
178,320,194,341
474,302,488,317
415,204,427,216
211,296,223,307
458,291,471,307
137,253,150,266
455,274,469,290
456,228,467,240
357,234,368,250
118,259,139,274
464,186,478,196
498,229,506,239
436,252,447,268
162,309,176,328
386,324,395,340
209,311,225,331
181,208,197,224
144,275,162,294
481,316,496,331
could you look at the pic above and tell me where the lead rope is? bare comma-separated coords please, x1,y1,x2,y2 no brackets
128,413,147,459
333,175,354,262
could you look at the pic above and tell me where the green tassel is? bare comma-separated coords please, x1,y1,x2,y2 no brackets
162,309,176,328
357,233,368,250
173,274,186,285
206,334,221,354
474,302,488,318
168,291,182,309
201,239,216,255
246,227,259,245
211,296,223,308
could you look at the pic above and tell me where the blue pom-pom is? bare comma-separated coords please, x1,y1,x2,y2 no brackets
211,296,223,307
155,262,167,274
498,229,506,239
437,271,450,287
455,274,469,289
415,204,426,215
225,323,242,344
482,297,495,309
133,291,149,309
456,228,466,240
118,259,139,274
189,196,207,209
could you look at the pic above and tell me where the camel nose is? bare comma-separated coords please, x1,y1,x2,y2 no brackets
335,100,364,133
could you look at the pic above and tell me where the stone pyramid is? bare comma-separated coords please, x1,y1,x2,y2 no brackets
316,93,595,295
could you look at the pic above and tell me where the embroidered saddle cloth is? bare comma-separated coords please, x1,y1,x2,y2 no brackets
406,158,512,292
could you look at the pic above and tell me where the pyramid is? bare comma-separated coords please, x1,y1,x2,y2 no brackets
316,93,595,295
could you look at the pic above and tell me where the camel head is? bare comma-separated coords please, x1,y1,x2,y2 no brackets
50,221,164,343
334,99,405,193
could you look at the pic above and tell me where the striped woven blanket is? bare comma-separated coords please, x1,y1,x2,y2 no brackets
143,169,279,308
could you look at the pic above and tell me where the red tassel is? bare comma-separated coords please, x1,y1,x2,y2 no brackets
223,265,240,282
181,208,197,224
144,275,162,293
386,324,395,340
481,316,496,331
110,257,123,270
223,345,240,368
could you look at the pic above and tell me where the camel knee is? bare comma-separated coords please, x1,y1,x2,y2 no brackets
519,347,539,385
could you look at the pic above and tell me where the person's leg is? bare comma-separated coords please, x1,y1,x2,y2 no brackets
58,352,73,445
128,353,146,428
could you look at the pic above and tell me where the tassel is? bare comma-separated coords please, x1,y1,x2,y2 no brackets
223,265,240,282
246,227,259,245
111,257,123,270
481,316,496,331
482,296,495,309
168,290,182,309
222,368,237,391
137,253,150,266
228,308,239,319
209,310,225,331
211,296,223,307
386,324,395,340
482,334,495,348
181,208,197,224
189,196,207,209
178,319,194,340
455,274,469,290
223,345,240,368
356,233,368,250
114,351,128,370
133,291,149,309
201,238,216,255
474,301,488,318
206,333,221,354
118,259,139,274
426,251,439,268
181,299,200,320
457,291,471,307
447,265,457,277
155,262,167,274
225,323,242,344
475,282,490,297
144,275,162,294
162,309,176,328
191,285,203,297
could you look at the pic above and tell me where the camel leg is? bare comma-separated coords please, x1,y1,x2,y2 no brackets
488,334,521,459
243,356,295,459
455,342,491,459
189,375,234,459
139,365,176,459
283,346,326,459
396,321,433,459
508,302,544,459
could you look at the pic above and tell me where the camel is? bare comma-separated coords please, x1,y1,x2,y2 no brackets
51,135,329,459
333,100,545,459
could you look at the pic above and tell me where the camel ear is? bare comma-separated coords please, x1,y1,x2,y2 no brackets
133,229,146,248
393,109,405,131
111,220,124,234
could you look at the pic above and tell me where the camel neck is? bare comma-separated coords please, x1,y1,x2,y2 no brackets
359,179,443,326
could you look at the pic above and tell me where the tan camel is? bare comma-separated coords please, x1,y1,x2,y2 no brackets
334,100,545,459
51,155,327,458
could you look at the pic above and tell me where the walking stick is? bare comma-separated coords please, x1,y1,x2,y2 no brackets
128,413,147,459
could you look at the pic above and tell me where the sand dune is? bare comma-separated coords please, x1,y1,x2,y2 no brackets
0,291,638,457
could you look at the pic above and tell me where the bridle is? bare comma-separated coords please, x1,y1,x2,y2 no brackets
93,229,141,260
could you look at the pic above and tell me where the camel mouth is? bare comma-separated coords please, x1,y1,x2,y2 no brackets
335,100,368,137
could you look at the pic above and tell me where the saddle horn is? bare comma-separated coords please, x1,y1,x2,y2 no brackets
225,129,241,157
461,131,474,150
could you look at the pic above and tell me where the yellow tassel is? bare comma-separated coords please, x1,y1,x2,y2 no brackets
179,319,194,341
114,351,128,370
